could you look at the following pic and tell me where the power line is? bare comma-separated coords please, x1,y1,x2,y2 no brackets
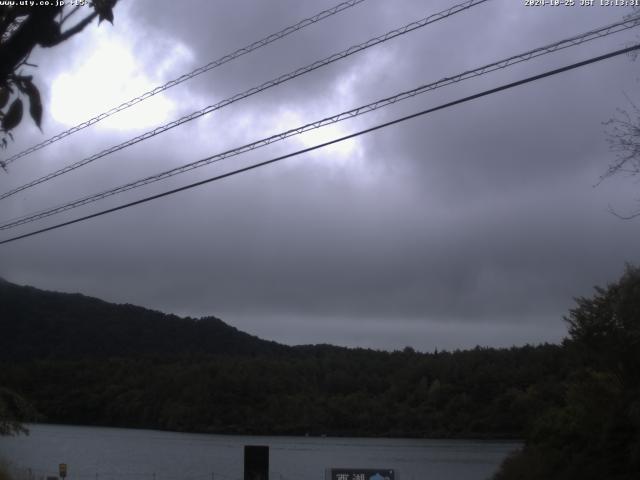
1,43,637,246
0,0,367,167
0,0,489,201
2,15,638,230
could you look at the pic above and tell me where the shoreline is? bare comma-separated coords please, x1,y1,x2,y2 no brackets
19,422,524,443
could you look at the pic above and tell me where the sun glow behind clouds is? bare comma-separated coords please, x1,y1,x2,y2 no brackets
275,109,361,166
50,38,190,131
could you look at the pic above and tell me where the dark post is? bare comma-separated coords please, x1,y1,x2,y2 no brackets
244,445,269,480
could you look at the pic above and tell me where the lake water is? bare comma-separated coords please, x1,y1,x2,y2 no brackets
0,424,519,480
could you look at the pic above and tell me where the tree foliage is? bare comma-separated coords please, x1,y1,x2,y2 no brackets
0,1,117,165
494,265,640,480
602,8,640,218
603,103,640,218
0,346,570,438
0,387,35,436
0,278,571,439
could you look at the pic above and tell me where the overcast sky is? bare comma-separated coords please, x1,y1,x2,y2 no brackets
1,0,640,351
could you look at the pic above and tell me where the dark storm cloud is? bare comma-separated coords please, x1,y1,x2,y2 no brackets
1,0,640,351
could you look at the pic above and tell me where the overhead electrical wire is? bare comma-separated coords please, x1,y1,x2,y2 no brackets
0,0,489,201
0,0,368,167
1,43,638,246
1,16,638,231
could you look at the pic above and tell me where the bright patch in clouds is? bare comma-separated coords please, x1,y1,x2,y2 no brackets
275,109,361,165
50,38,191,131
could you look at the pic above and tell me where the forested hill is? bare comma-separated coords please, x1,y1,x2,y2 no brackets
0,278,572,439
0,279,287,360
3,271,638,478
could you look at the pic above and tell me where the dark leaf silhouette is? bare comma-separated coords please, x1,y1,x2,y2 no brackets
0,88,9,109
0,2,116,145
2,99,23,132
22,79,42,129
93,0,115,24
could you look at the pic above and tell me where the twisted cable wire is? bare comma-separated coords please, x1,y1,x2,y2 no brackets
0,0,367,166
1,14,638,231
1,43,638,246
0,0,489,201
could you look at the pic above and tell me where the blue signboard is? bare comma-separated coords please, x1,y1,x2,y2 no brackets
329,469,395,480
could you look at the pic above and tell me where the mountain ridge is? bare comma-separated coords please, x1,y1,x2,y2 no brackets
0,279,289,361
0,278,573,440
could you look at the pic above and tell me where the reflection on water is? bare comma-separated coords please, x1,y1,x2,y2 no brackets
0,424,519,480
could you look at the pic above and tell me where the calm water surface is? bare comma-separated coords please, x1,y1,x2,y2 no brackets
0,424,519,480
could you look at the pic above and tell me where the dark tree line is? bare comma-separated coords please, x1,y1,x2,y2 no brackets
0,277,571,439
2,266,639,480
0,344,569,439
494,265,640,480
